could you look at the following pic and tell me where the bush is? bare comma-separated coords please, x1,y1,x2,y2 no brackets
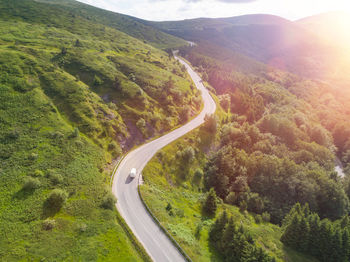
46,189,68,210
29,152,38,160
166,203,172,212
93,75,103,86
193,168,203,185
50,173,63,185
136,118,146,130
32,169,44,177
42,218,56,230
108,141,122,157
101,192,117,210
23,177,41,190
175,208,184,218
225,192,236,205
254,214,263,224
179,106,191,123
262,212,271,222
71,127,79,138
239,200,247,212
181,146,195,164
78,223,87,232
203,114,217,134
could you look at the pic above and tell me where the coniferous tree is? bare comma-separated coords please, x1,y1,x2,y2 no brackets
341,215,350,229
203,188,217,216
296,217,310,252
209,210,228,243
307,213,321,257
221,218,236,258
342,229,350,262
331,229,343,262
281,215,301,249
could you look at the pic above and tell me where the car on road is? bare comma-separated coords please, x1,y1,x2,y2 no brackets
130,168,137,178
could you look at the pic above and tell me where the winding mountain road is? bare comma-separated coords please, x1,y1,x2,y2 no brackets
111,54,216,262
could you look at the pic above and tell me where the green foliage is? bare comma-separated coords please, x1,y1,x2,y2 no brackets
46,189,68,211
262,212,271,223
209,212,275,261
179,105,191,123
22,177,41,191
141,125,315,262
166,203,173,212
281,203,350,262
93,75,103,86
203,114,217,134
108,141,122,157
204,143,348,223
42,218,56,231
203,188,217,216
101,191,117,210
49,173,63,185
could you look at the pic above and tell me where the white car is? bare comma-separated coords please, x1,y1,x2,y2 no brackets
130,168,137,178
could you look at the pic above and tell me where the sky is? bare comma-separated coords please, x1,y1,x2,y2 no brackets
76,0,350,21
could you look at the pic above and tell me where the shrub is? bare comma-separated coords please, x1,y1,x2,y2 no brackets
225,192,236,205
29,152,38,160
93,75,103,86
193,168,203,185
32,169,44,177
166,203,172,212
181,146,195,164
23,177,41,190
71,127,79,138
108,141,122,157
47,189,68,210
204,114,217,134
136,118,146,130
179,106,191,123
239,200,247,212
50,173,63,185
262,212,271,222
101,192,117,210
42,218,56,230
255,214,263,224
195,223,203,240
78,223,87,232
175,208,184,218
60,47,67,55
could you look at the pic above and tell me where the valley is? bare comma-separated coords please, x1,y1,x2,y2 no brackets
1,0,350,261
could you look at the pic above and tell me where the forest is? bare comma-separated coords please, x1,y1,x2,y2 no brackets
139,40,350,261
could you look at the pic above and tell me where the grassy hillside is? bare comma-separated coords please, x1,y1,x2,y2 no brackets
1,0,187,49
0,0,198,260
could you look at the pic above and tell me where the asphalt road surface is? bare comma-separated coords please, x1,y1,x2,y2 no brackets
112,54,216,262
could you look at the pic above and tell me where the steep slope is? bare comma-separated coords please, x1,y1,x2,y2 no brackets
0,0,198,260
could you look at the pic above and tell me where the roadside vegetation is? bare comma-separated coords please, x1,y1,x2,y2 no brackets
141,123,316,261
0,0,197,260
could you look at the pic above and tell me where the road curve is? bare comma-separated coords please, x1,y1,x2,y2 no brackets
112,54,216,262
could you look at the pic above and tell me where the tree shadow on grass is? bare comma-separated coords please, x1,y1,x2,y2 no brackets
41,200,61,219
12,188,35,200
